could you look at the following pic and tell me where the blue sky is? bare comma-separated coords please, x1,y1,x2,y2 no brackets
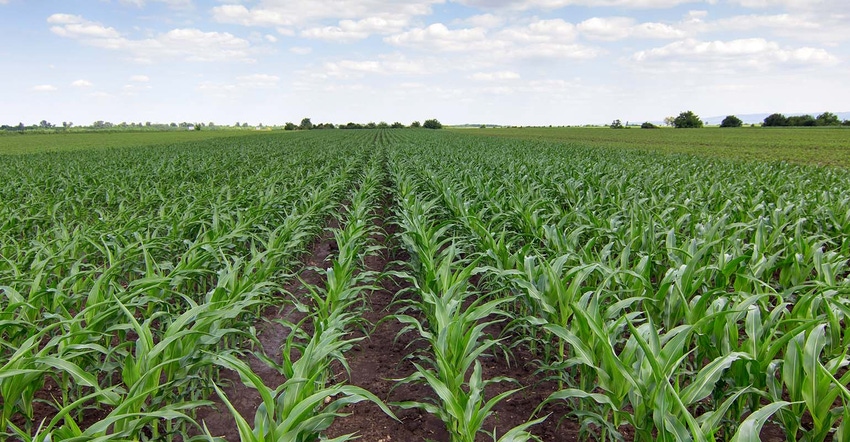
2,0,848,126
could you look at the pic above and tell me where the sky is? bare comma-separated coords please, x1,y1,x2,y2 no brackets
1,0,848,126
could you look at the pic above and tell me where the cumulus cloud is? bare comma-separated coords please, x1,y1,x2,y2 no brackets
47,13,255,63
301,17,409,42
130,75,150,82
386,20,600,61
386,24,493,52
212,0,440,32
456,0,704,10
71,79,93,87
631,38,839,71
578,17,685,40
32,84,58,92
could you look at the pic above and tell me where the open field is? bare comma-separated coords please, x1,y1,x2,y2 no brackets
0,130,260,155
455,126,850,168
1,129,849,441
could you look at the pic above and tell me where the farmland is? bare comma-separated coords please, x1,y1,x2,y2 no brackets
460,126,850,168
0,130,258,156
1,129,849,441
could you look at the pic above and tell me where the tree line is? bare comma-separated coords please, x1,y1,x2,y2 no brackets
1,118,444,133
611,111,850,129
762,112,848,127
283,118,442,130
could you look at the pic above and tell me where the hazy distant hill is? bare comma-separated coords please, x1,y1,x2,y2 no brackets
703,112,850,126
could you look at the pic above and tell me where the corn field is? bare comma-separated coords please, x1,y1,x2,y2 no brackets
1,129,849,441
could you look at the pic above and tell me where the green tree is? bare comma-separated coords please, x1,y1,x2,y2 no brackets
640,122,657,129
299,118,313,130
377,121,389,129
366,121,377,129
410,121,421,128
673,111,703,128
788,115,816,126
720,115,743,128
763,113,788,127
610,119,624,129
663,116,675,127
423,119,442,129
391,121,405,128
816,112,840,126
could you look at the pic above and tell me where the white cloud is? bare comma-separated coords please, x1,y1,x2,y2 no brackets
578,17,685,40
130,75,150,82
48,14,122,39
71,79,93,87
456,0,704,10
118,0,193,9
47,14,255,63
32,85,58,92
301,17,409,42
386,20,600,61
386,24,493,51
469,71,521,81
728,0,829,9
264,34,278,42
212,0,440,30
631,38,839,71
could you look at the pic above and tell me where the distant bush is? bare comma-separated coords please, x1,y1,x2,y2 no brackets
423,119,443,129
763,113,788,127
640,122,657,129
610,119,624,129
673,111,704,128
720,115,743,128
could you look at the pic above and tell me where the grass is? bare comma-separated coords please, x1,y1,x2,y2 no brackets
451,126,850,168
0,130,261,155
